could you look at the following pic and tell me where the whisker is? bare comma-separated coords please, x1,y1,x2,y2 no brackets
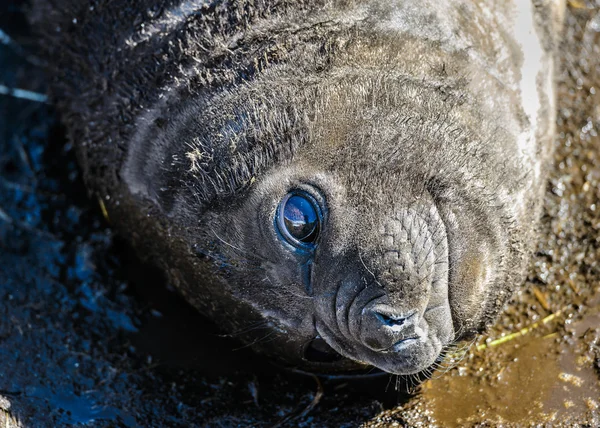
384,374,394,392
219,320,271,338
209,226,245,254
428,336,478,377
232,330,277,351
207,225,270,267
408,373,419,393
359,251,384,289
276,286,314,299
421,367,433,381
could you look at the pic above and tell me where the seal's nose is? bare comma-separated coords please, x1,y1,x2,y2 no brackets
359,304,417,351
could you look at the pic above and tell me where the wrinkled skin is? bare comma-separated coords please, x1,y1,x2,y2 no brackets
32,0,565,374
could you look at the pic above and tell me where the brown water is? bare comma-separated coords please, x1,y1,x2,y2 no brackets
366,2,600,426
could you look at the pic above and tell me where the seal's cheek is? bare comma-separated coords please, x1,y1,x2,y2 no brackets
456,250,492,308
185,171,339,361
446,231,501,335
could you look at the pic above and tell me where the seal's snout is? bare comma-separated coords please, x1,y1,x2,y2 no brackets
310,198,456,374
360,304,419,352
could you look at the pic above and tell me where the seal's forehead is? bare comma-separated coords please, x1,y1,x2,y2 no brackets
287,78,475,191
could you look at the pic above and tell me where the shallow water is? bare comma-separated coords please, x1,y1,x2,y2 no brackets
1,1,599,427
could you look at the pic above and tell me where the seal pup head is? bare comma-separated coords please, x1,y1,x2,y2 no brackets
123,67,514,375
28,0,559,376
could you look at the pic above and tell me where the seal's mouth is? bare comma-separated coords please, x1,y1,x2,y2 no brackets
304,251,454,375
313,302,449,375
303,336,344,363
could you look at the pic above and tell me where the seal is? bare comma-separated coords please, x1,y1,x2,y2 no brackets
31,0,565,375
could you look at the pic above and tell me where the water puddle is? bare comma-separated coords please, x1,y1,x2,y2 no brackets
423,310,600,426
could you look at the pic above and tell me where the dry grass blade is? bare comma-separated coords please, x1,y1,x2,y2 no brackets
476,307,568,351
98,198,110,223
567,0,587,8
532,285,551,311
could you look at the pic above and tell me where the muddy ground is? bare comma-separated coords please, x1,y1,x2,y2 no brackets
1,1,599,427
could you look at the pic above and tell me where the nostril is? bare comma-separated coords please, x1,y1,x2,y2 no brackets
360,307,415,351
374,311,407,328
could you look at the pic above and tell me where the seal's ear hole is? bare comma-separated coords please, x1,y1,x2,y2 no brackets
304,337,344,363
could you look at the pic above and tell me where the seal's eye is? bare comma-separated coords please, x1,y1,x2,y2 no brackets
276,192,321,247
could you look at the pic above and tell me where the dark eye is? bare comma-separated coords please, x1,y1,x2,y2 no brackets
276,191,322,247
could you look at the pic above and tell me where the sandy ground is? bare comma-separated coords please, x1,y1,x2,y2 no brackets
0,1,599,427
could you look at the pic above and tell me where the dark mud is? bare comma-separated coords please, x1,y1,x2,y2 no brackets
1,1,599,427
